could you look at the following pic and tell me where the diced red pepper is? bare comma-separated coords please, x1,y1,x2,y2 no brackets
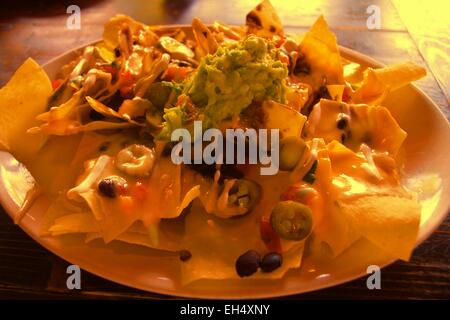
120,71,134,87
177,94,191,106
116,183,128,196
162,65,191,82
101,65,118,77
260,218,282,252
280,185,299,201
119,85,134,99
342,86,352,103
52,79,63,90
132,182,147,202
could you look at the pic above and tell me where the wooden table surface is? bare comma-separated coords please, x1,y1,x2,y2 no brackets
0,0,448,299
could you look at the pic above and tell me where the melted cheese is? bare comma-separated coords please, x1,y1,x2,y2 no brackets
304,99,407,156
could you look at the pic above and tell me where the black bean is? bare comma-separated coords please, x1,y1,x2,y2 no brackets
179,250,192,262
235,250,261,277
98,178,117,198
114,47,121,57
260,252,282,273
336,117,348,130
98,142,110,152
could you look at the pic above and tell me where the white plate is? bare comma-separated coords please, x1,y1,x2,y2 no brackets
1,29,449,298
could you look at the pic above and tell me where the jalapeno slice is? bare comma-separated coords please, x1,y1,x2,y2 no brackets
270,201,313,240
227,179,261,215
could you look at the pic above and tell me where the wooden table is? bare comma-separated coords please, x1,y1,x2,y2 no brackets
0,0,448,299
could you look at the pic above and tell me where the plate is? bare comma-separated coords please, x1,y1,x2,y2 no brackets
1,26,449,299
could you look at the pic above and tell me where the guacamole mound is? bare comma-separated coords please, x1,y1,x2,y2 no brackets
186,35,288,127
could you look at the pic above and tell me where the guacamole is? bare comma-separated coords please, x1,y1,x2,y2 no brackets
186,35,288,127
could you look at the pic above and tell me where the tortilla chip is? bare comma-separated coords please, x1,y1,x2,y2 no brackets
303,141,360,257
41,194,89,235
180,201,305,283
86,219,185,252
192,18,219,57
67,152,199,243
262,100,307,138
338,195,421,261
85,96,143,126
353,61,426,105
310,203,360,258
48,212,99,235
311,140,420,259
30,89,84,136
343,62,364,83
326,85,345,102
28,130,132,197
103,15,145,50
180,167,305,283
31,91,139,136
296,16,345,90
44,197,184,252
246,0,283,38
0,58,52,163
304,99,407,155
27,134,83,196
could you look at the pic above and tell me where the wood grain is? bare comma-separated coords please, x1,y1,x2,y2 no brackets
0,0,448,299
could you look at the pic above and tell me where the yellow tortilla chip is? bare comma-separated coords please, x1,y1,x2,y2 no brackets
306,141,360,257
30,89,84,136
304,99,407,155
44,197,184,252
180,201,305,283
297,16,345,90
353,61,426,105
338,195,421,261
312,140,420,260
41,194,89,235
262,100,307,138
103,15,145,51
48,212,99,235
246,0,283,38
67,153,199,243
180,167,305,283
28,131,130,197
86,220,185,252
85,96,143,126
27,135,83,196
0,58,52,163
30,92,137,136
